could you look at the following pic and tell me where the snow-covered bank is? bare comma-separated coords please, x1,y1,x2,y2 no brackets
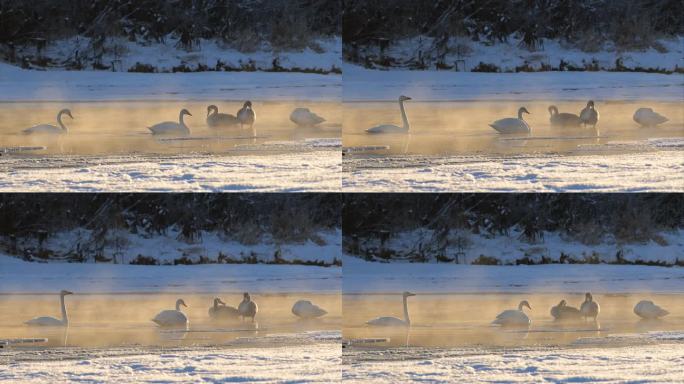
0,62,340,102
342,255,684,294
1,335,340,383
0,150,340,192
5,228,341,266
351,35,684,73
344,340,684,383
350,227,684,266
0,255,341,294
343,150,684,192
343,64,684,101
9,36,341,74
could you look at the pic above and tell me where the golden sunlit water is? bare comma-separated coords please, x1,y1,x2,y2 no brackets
0,101,341,156
0,293,340,349
343,293,683,348
343,100,683,156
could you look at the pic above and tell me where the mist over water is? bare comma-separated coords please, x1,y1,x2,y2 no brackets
343,100,683,156
0,293,340,348
343,293,683,348
0,101,341,156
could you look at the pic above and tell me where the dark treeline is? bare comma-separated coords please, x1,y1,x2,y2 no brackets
0,193,341,243
343,193,684,245
344,0,683,54
0,0,340,49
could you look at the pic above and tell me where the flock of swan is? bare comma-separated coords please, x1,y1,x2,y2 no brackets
24,290,328,328
366,291,670,328
21,103,327,136
366,95,671,135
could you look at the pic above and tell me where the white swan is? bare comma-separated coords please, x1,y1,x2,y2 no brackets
490,107,531,134
206,105,239,127
549,105,582,127
366,291,415,327
148,109,192,135
208,297,240,320
634,300,669,319
238,292,258,322
292,300,328,319
25,290,73,326
152,299,189,327
366,95,411,134
290,108,326,127
492,300,532,327
580,292,600,321
23,109,73,135
633,108,668,127
237,101,256,129
550,299,582,320
579,101,599,128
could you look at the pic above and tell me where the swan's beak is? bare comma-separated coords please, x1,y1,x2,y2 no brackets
64,290,73,295
407,292,416,297
218,299,226,305
187,112,193,117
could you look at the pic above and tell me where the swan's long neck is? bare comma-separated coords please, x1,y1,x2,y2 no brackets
518,109,524,120
179,112,187,127
399,100,409,131
176,301,181,311
60,294,68,325
57,112,68,132
403,296,410,324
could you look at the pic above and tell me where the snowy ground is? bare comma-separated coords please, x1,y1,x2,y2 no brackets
343,149,684,192
342,255,684,294
0,62,340,102
10,35,342,74
352,227,684,265
344,334,684,383
353,35,684,72
1,332,341,383
343,64,683,101
0,149,340,192
0,255,341,294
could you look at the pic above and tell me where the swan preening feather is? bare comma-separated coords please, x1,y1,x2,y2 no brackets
24,109,73,135
290,108,325,127
633,108,668,127
634,300,669,319
208,297,240,320
206,105,239,127
366,291,415,327
292,300,328,319
237,101,256,129
152,299,189,327
580,292,600,321
366,95,411,134
149,109,192,135
490,107,531,134
549,105,582,127
550,299,582,320
238,292,258,322
492,300,532,327
25,290,73,326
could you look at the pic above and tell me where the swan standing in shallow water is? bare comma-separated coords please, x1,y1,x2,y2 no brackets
208,297,240,320
550,299,582,320
206,105,239,127
634,300,669,319
23,109,73,135
238,292,258,322
490,107,531,134
290,108,326,127
152,299,189,327
492,300,532,327
579,101,599,128
633,108,668,127
366,95,411,134
292,300,328,319
25,290,73,326
366,291,415,327
580,292,600,321
549,105,582,127
148,109,192,135
237,101,256,130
